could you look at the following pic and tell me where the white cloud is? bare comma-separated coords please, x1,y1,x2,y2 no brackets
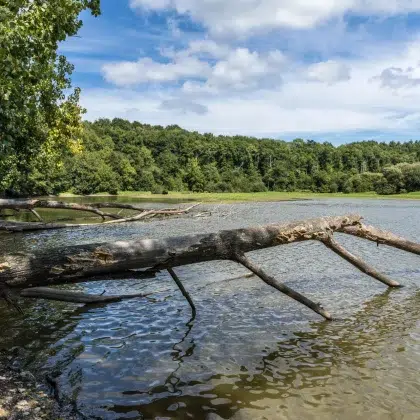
205,48,285,91
181,47,287,94
102,55,210,86
159,98,208,114
129,0,420,35
373,66,420,89
85,37,420,137
102,42,286,93
307,60,351,84
187,39,231,59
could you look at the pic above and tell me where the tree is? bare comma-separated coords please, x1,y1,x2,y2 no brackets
401,163,420,192
0,0,100,196
184,158,205,192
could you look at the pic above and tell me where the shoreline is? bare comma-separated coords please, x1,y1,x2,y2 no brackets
56,191,420,203
0,352,76,420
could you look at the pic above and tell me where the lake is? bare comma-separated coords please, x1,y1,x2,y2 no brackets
0,198,419,419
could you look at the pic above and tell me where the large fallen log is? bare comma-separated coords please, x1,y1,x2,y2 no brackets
0,200,199,232
1,214,419,320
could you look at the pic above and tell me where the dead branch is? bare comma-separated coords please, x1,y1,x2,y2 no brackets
0,199,121,220
19,287,151,304
30,209,43,222
342,223,420,256
167,268,196,317
99,203,200,225
0,202,200,232
320,234,401,287
233,252,332,320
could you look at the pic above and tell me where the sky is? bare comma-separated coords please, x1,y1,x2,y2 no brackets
61,0,420,144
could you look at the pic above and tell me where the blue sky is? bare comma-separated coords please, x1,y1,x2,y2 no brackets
61,0,420,144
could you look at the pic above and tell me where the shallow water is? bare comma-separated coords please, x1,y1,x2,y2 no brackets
1,198,420,419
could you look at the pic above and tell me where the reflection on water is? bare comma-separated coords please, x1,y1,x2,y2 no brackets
1,198,420,419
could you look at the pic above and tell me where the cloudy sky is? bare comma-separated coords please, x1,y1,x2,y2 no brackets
61,0,420,143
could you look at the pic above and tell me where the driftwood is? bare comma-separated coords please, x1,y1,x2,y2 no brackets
20,287,152,304
0,199,121,220
1,214,419,320
0,199,200,232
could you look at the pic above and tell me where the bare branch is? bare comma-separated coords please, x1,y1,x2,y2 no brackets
167,267,196,318
19,287,151,304
0,202,200,232
321,234,401,287
341,223,420,256
232,252,332,320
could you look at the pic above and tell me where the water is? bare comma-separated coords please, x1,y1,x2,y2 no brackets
1,198,420,419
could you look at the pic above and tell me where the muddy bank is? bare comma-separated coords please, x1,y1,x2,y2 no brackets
0,351,76,420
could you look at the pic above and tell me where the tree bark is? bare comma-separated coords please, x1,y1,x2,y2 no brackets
0,214,362,288
342,223,420,256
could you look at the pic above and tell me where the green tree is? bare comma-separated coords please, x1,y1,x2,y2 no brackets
0,0,100,196
184,158,205,192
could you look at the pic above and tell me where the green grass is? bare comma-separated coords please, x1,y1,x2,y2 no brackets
58,190,420,203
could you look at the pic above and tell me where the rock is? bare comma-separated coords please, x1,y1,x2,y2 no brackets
20,371,36,382
206,414,225,420
0,406,10,418
16,399,30,409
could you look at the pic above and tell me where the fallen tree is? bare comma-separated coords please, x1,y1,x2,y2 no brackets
0,199,199,232
1,214,419,320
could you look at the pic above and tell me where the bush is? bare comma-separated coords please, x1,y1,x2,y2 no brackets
151,185,164,194
108,188,119,195
375,181,396,195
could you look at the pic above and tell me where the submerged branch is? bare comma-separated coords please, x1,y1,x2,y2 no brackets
19,287,151,304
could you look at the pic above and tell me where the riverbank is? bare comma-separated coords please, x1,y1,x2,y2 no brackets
0,352,64,420
58,190,420,203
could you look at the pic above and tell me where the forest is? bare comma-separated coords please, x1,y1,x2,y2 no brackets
1,118,420,197
1,0,420,198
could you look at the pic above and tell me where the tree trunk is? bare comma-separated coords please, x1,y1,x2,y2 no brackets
0,215,361,288
1,214,418,320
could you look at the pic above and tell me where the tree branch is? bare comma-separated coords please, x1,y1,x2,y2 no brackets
19,287,151,304
0,203,200,232
167,267,196,318
320,234,401,287
341,223,420,256
232,252,332,320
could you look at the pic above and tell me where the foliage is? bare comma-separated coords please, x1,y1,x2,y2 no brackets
0,0,100,195
3,117,420,196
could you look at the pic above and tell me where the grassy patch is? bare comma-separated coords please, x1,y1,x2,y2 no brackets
58,191,420,203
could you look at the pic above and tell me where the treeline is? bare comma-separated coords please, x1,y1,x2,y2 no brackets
2,118,420,196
